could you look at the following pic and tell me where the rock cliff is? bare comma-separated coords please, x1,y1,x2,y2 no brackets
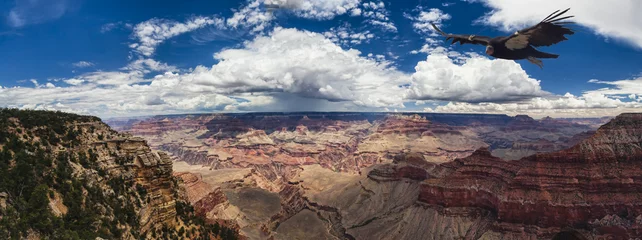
0,109,238,239
419,113,642,239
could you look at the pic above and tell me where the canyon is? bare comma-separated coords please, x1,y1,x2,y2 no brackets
103,112,642,239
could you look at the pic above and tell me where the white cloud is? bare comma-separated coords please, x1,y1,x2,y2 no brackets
101,23,119,33
120,59,178,73
6,0,69,28
585,77,642,96
359,1,397,32
408,49,547,102
4,24,637,118
27,79,56,89
65,59,177,87
323,24,375,46
226,0,362,34
30,79,39,87
0,73,240,117
128,0,365,59
350,8,362,16
227,0,274,32
63,79,85,86
406,7,455,55
77,71,145,86
430,92,642,118
0,28,407,117
101,21,133,33
424,73,642,118
468,0,642,49
131,16,225,56
405,7,451,38
367,20,397,32
72,61,95,68
266,0,361,20
196,27,408,107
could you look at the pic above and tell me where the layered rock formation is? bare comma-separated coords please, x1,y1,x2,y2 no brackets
106,112,616,240
111,112,596,169
420,113,642,239
88,136,178,233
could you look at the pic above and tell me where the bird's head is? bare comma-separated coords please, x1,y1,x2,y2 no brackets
485,45,494,55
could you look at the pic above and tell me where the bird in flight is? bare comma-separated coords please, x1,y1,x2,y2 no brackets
431,8,575,69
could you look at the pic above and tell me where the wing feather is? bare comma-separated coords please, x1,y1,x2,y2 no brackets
431,23,491,46
505,8,575,49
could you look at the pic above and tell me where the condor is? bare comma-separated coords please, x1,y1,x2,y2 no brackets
431,8,575,69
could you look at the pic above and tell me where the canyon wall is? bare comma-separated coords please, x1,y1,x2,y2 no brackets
420,113,642,239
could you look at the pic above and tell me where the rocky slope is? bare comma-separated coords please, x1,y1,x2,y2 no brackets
0,109,238,239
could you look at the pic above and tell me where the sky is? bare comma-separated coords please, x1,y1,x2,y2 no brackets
0,0,641,118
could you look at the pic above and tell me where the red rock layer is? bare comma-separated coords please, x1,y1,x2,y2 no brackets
419,113,642,238
126,116,212,135
174,172,227,218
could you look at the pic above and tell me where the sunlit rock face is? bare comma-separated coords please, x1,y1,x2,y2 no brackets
420,113,642,239
106,112,621,239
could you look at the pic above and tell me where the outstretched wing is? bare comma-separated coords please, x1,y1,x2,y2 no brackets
505,8,575,50
430,23,491,46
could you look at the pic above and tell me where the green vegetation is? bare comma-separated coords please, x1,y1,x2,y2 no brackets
0,108,239,239
0,108,131,239
174,200,239,240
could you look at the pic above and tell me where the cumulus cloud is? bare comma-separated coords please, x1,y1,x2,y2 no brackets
408,48,547,102
6,0,71,28
130,16,225,56
468,0,642,49
194,27,408,107
72,61,94,68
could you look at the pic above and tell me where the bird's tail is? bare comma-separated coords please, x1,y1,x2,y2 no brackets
534,50,559,59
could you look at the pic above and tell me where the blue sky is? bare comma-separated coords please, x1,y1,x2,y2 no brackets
1,0,641,118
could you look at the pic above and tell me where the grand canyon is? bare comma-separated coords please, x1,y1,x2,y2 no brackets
102,112,642,239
